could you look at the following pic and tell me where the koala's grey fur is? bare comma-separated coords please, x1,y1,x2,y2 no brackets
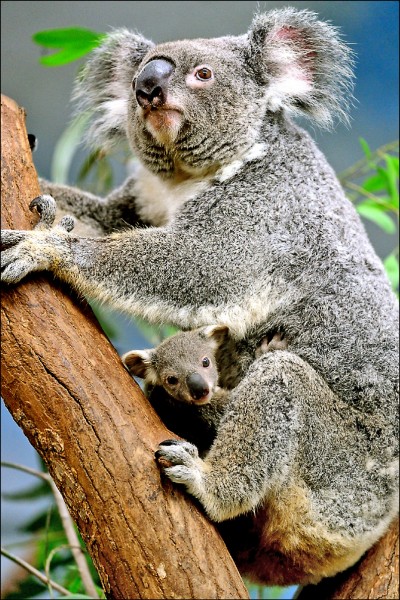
1,8,398,586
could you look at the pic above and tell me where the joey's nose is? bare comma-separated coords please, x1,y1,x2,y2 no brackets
135,59,174,109
186,373,209,401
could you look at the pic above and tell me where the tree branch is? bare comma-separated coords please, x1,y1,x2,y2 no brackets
1,547,71,597
0,94,249,600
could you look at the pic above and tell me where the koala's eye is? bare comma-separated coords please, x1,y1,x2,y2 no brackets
195,67,213,81
167,376,179,386
202,357,210,368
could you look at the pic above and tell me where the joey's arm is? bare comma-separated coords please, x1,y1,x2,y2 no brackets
40,176,148,233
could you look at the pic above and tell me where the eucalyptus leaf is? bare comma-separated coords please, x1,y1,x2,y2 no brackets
361,173,388,193
383,253,399,290
383,156,399,207
33,27,105,66
356,202,396,234
359,137,372,160
51,112,91,184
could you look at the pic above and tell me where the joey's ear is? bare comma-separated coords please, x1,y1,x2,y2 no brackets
202,325,230,348
73,29,154,148
122,349,154,379
247,8,355,128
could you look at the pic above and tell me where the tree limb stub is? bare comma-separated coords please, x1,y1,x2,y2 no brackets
0,94,249,600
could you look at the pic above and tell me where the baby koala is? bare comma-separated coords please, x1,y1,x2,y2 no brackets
122,326,287,406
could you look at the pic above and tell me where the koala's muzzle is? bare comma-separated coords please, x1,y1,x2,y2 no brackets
186,372,209,401
135,59,174,109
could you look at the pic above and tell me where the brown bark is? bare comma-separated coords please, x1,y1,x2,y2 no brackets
297,518,399,600
0,94,249,600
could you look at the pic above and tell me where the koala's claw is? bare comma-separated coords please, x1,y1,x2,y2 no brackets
30,195,57,229
58,215,75,232
156,439,199,464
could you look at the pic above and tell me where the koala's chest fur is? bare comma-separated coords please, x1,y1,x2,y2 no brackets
132,163,212,226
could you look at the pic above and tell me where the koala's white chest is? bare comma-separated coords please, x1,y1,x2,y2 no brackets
133,164,211,226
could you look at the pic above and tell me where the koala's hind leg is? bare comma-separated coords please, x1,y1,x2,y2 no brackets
157,351,361,524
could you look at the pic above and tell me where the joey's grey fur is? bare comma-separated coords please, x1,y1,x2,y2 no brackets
123,327,232,455
1,8,398,585
123,327,287,456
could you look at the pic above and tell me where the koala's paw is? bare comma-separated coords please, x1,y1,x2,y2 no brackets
30,195,75,232
1,196,74,284
156,439,204,492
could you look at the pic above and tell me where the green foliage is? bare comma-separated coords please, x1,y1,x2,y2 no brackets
1,462,105,599
340,139,399,292
246,581,298,599
32,28,105,66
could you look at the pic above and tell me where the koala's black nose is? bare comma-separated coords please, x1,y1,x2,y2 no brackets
186,373,209,401
135,59,174,109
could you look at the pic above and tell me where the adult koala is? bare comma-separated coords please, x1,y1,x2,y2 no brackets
2,8,398,585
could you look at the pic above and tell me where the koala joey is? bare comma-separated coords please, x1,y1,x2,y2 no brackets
1,7,398,586
123,326,233,455
123,325,287,458
122,326,286,405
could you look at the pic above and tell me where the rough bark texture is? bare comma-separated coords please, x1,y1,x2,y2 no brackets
297,518,399,600
0,94,249,600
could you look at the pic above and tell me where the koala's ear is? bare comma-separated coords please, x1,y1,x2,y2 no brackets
247,8,355,128
203,325,230,348
73,29,154,148
122,349,154,379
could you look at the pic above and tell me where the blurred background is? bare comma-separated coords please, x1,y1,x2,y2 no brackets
1,1,399,598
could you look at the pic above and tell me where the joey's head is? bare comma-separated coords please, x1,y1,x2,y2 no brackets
75,8,354,177
122,326,228,405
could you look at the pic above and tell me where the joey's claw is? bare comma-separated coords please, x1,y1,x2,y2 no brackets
30,195,57,229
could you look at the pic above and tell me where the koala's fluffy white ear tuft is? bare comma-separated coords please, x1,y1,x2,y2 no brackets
247,8,355,128
73,29,154,149
122,349,154,379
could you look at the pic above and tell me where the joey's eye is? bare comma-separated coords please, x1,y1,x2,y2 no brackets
202,357,210,368
195,67,213,81
167,376,178,386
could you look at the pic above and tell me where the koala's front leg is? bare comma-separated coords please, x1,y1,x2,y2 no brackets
1,196,206,329
39,176,146,233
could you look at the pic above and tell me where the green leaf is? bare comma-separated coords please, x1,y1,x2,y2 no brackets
33,27,103,47
383,155,399,208
51,112,91,184
62,595,95,599
32,27,105,66
356,202,396,234
361,173,388,193
383,253,399,290
2,480,50,501
359,137,372,160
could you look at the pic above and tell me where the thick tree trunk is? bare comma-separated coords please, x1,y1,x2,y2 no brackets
297,518,399,600
0,94,249,600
